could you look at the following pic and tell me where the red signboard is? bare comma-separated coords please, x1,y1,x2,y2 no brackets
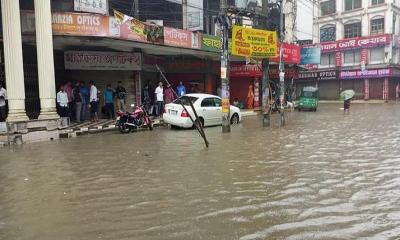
320,34,391,53
270,43,301,64
229,64,297,79
361,49,369,64
335,52,342,67
164,27,201,49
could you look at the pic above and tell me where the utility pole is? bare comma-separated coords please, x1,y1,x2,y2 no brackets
278,0,285,126
261,0,270,127
218,0,231,133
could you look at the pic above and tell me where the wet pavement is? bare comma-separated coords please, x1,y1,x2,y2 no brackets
1,103,400,240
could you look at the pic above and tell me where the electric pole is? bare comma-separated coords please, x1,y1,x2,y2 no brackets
278,0,285,126
218,0,231,133
261,0,270,127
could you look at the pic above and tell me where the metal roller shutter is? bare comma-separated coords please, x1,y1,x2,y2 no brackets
319,80,340,100
369,79,383,99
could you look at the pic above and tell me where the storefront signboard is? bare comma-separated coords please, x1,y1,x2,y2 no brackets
340,68,391,79
231,25,278,58
74,0,108,15
320,34,391,53
300,47,321,65
64,51,142,70
230,64,298,79
201,34,222,52
114,10,164,44
298,70,338,81
270,43,301,64
335,52,342,67
52,12,109,36
164,27,200,49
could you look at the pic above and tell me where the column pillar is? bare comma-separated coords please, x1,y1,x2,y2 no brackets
364,79,369,100
34,0,59,120
383,78,389,101
1,0,28,122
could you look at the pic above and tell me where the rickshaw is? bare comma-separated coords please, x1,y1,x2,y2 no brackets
298,86,319,112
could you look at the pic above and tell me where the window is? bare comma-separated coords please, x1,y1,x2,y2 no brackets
321,0,336,15
320,25,336,42
370,47,385,62
371,0,384,5
345,0,361,10
344,22,362,38
174,96,198,105
344,50,361,64
370,18,384,35
201,98,222,107
201,98,215,107
321,53,336,67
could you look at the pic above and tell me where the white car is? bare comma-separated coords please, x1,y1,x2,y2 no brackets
163,93,242,128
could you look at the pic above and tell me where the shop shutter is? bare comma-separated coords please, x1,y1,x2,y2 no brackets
388,79,397,100
369,79,383,99
353,79,364,100
319,80,340,100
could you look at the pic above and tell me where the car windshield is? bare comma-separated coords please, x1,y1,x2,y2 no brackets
173,96,199,105
301,91,318,98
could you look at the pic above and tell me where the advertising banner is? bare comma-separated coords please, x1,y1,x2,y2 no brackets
74,0,108,15
201,34,222,52
300,47,321,65
269,43,301,64
64,51,142,70
164,27,201,49
231,25,278,58
114,10,164,44
320,34,391,53
52,12,109,36
340,68,391,79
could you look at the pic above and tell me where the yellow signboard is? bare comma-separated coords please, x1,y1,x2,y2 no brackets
231,25,278,58
222,99,230,113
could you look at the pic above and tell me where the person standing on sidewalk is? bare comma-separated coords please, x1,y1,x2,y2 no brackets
64,81,74,120
164,85,175,104
104,84,115,119
89,81,99,122
57,85,69,118
79,82,89,122
176,81,186,97
115,81,127,112
0,82,7,122
73,81,82,122
154,81,164,117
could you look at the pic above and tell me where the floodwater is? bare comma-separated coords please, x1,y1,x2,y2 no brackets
1,104,400,240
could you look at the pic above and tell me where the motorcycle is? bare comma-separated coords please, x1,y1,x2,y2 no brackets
116,104,154,133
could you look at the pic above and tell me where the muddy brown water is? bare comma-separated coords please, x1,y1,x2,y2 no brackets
1,104,400,240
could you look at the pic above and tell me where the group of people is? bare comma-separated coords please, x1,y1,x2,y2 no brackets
142,81,187,118
57,81,127,123
0,82,7,122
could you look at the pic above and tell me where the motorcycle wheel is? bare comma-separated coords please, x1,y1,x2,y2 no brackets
118,124,131,134
148,121,154,131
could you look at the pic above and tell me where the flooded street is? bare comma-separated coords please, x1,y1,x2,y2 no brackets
2,103,400,240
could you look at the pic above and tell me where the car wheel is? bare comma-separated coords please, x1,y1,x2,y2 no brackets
230,113,239,125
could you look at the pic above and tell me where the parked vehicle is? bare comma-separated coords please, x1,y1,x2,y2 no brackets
116,104,153,133
298,86,319,112
163,93,242,128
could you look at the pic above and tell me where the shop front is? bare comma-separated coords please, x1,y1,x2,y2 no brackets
297,70,338,100
340,68,400,101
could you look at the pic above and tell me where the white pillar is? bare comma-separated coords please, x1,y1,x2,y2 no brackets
34,0,59,120
1,0,29,122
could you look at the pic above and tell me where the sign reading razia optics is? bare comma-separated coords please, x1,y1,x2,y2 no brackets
231,25,278,58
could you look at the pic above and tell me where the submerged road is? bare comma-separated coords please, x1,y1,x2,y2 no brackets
1,104,400,240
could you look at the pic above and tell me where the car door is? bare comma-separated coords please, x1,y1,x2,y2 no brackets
200,97,219,126
212,97,223,125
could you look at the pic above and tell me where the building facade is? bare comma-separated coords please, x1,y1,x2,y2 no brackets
307,0,400,100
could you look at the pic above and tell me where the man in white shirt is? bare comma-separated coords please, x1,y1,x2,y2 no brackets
0,82,7,122
154,81,164,117
89,80,99,122
56,85,69,117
